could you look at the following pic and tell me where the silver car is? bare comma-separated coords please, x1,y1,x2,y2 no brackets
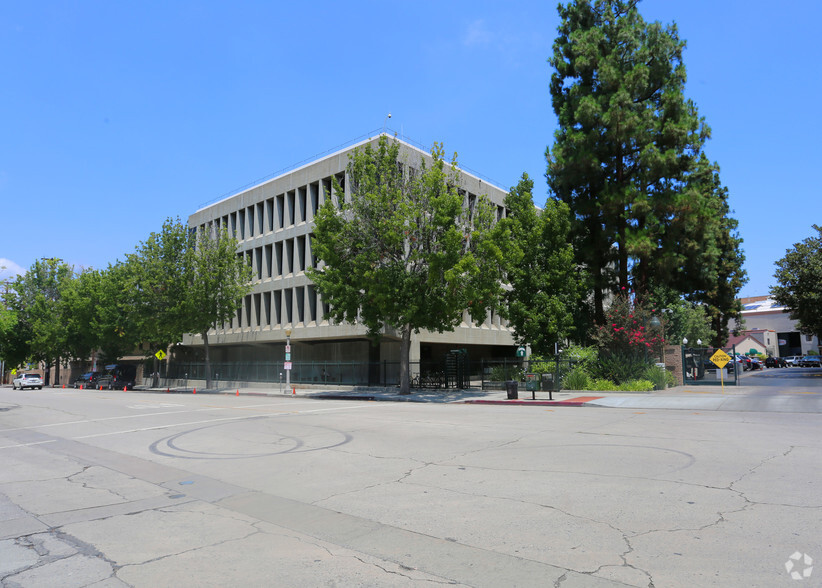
12,373,44,390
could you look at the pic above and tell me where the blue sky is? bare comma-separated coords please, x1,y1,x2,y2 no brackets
2,0,820,299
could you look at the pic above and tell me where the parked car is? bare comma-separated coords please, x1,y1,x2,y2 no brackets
783,356,802,367
96,364,137,390
703,358,733,374
735,355,751,371
765,356,786,368
800,356,822,368
748,357,763,370
12,373,43,390
73,371,102,389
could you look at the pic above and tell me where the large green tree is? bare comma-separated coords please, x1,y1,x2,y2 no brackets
185,225,253,388
771,225,822,345
126,218,251,388
61,264,142,365
3,258,74,382
646,156,746,346
308,136,506,394
499,173,580,354
0,302,29,370
547,0,719,322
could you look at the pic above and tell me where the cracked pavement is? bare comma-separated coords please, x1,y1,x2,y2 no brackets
1,388,821,586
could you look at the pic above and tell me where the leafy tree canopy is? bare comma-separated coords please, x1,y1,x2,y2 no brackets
308,136,506,394
546,0,745,333
499,173,580,355
771,225,822,342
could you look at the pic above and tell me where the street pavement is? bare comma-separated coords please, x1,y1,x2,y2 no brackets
1,369,820,587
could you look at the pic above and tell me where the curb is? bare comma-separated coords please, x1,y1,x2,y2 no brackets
464,396,604,407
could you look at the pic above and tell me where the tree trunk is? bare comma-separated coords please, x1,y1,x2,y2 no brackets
203,330,212,389
55,357,61,386
618,223,629,291
399,325,411,395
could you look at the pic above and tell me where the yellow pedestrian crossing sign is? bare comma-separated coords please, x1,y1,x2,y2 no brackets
155,349,167,360
710,349,730,369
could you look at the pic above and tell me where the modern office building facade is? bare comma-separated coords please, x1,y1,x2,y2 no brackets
182,135,516,383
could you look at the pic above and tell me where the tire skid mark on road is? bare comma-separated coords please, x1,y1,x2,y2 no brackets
68,403,382,440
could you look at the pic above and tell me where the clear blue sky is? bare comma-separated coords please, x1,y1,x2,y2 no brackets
2,1,820,299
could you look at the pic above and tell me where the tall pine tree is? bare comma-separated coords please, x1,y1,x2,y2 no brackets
547,0,709,321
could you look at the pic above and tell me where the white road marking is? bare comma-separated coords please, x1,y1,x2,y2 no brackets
0,401,338,433
0,440,57,450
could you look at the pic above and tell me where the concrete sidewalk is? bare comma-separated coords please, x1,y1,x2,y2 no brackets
134,381,822,413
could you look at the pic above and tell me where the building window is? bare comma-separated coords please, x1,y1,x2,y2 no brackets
274,290,282,325
310,182,320,216
276,194,285,230
298,186,307,223
275,242,284,276
287,190,296,226
266,198,274,232
264,244,273,279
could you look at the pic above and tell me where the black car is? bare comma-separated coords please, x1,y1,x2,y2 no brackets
73,371,102,389
96,364,137,390
765,356,786,368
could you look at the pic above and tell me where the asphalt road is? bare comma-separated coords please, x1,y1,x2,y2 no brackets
1,385,821,587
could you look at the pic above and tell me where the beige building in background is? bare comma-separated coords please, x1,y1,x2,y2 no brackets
182,135,516,382
739,296,820,356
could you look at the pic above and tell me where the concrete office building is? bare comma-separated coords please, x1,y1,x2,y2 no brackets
182,135,516,383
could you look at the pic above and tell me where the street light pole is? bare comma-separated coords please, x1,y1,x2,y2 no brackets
285,328,292,391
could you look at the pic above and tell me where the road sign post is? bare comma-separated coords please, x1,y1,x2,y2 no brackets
710,349,731,392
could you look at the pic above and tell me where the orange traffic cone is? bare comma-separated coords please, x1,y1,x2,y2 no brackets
193,387,196,394
292,387,296,395
166,387,170,393
236,389,239,396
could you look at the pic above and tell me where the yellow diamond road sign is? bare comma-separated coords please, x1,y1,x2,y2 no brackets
710,349,731,369
155,350,167,360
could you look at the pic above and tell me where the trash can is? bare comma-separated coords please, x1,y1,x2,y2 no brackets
506,380,518,400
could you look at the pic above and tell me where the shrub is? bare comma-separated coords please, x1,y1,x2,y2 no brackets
489,364,523,382
563,366,590,390
588,378,618,391
619,379,655,392
593,291,665,358
665,370,676,388
594,349,654,385
642,366,668,390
